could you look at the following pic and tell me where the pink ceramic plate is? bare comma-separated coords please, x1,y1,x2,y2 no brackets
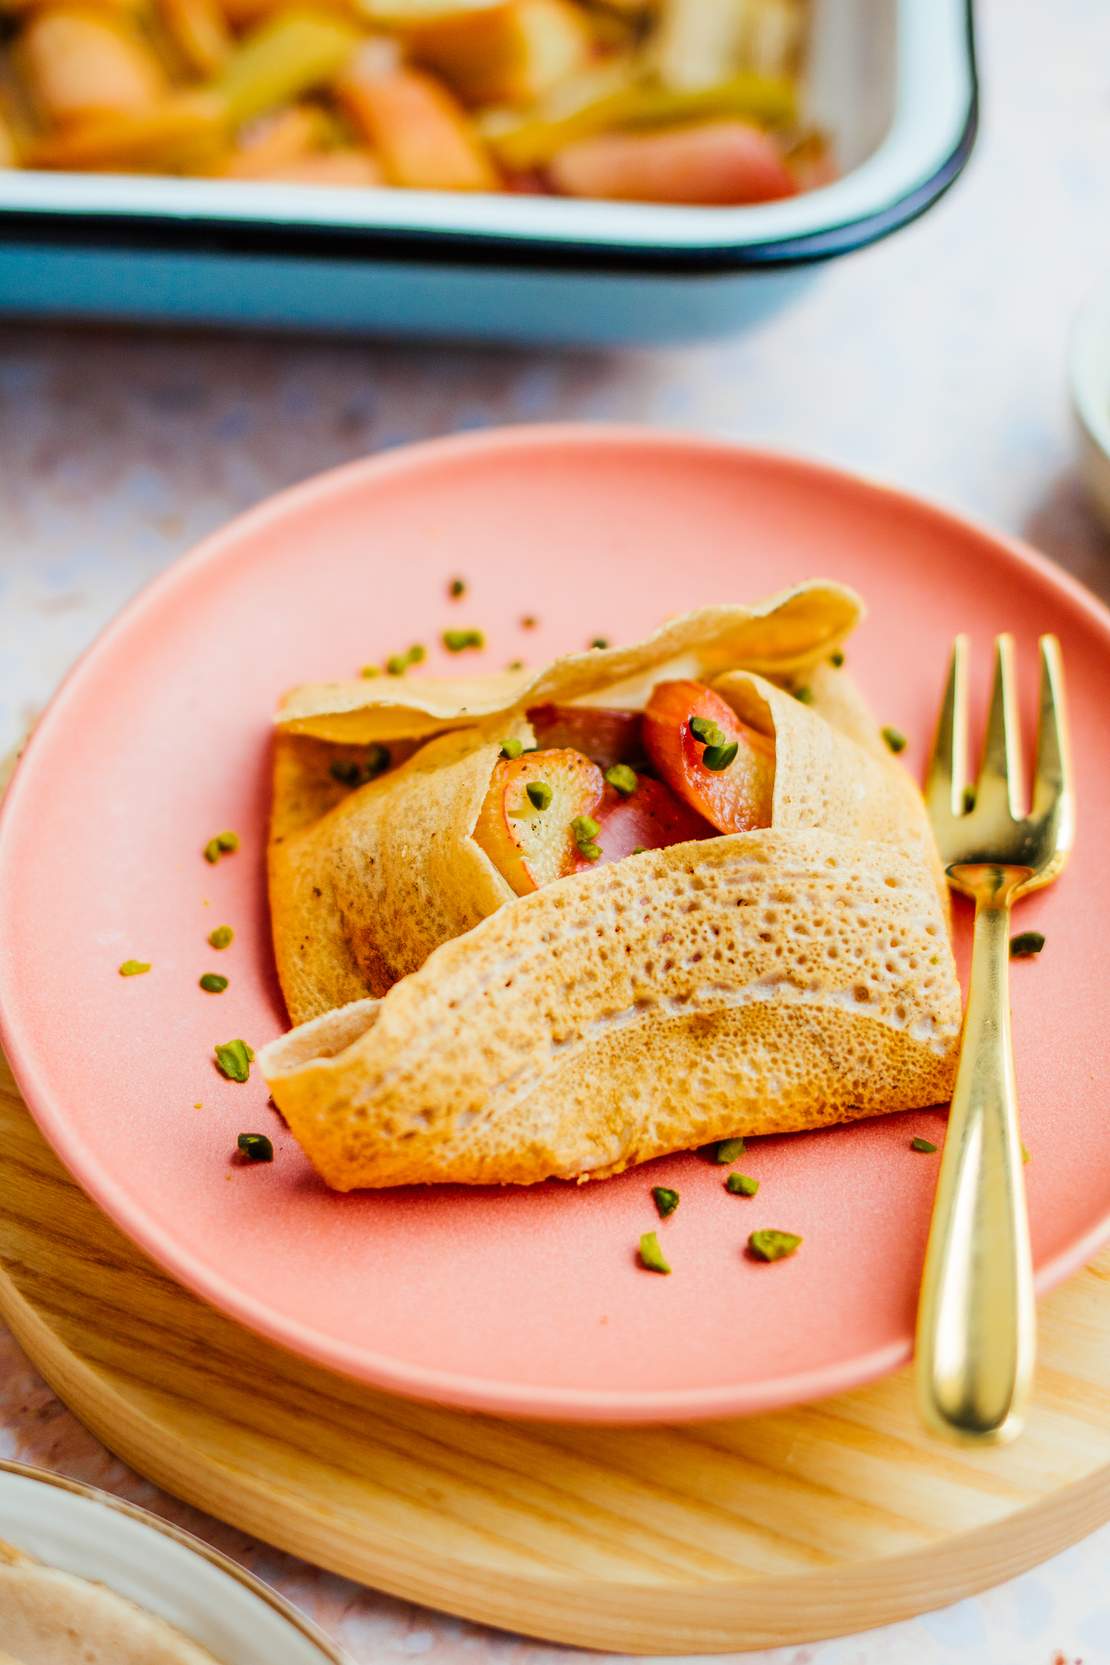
1,427,1108,1425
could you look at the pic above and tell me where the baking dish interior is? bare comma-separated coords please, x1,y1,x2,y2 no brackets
0,0,975,265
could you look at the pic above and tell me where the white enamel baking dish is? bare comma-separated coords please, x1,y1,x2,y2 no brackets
0,0,977,344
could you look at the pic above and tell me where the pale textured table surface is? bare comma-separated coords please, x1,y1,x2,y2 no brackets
1,2,1109,1661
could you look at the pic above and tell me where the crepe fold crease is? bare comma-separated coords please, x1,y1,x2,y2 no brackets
263,579,961,1189
270,582,865,1025
261,829,960,1189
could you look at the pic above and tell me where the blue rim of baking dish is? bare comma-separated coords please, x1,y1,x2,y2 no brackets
0,1,977,277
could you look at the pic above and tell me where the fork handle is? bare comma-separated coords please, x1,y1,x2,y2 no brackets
915,896,1036,1443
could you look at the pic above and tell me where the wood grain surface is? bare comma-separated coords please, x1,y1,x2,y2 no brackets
0,1051,1106,1654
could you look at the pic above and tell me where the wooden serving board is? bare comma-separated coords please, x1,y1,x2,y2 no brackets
0,1055,1107,1654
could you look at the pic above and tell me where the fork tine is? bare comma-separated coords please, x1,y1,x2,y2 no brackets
925,635,969,819
1032,634,1074,841
977,634,1023,817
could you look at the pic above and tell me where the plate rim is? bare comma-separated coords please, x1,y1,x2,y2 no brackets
0,1457,345,1660
2,423,1109,1425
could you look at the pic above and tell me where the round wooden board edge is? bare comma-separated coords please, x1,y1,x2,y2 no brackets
0,1160,1107,1654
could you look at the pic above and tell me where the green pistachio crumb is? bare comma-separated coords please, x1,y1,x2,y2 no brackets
702,741,739,772
449,577,467,598
829,650,845,668
689,715,725,747
711,1137,746,1163
793,686,814,704
1010,931,1045,959
501,738,525,760
604,763,638,797
208,925,234,950
385,653,409,676
911,1136,938,1153
205,830,239,861
962,785,977,813
360,664,381,678
652,1185,679,1218
726,1172,759,1196
639,1231,671,1274
200,972,229,993
526,781,553,810
748,1228,802,1262
237,1132,273,1163
589,637,609,650
443,628,485,653
506,658,525,672
1022,1142,1031,1164
365,743,391,780
571,815,601,861
881,726,908,754
631,845,647,855
214,1038,254,1083
118,959,150,976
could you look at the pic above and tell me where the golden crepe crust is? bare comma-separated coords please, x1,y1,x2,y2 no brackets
261,830,960,1190
0,1560,221,1663
276,582,862,744
270,726,520,1024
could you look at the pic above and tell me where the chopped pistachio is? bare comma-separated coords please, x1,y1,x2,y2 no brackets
1010,931,1045,959
365,743,391,780
748,1228,802,1262
526,781,553,810
829,650,845,668
118,959,150,977
631,845,647,855
360,664,382,678
237,1132,273,1163
689,715,726,747
639,1230,671,1274
506,658,525,672
962,785,977,813
1022,1142,1031,1164
501,738,525,760
881,726,908,754
448,576,467,598
589,637,609,650
214,1038,254,1083
208,925,234,949
712,1136,746,1163
407,643,426,665
726,1172,759,1196
911,1136,938,1153
443,628,485,653
793,686,814,705
702,741,739,772
604,763,638,797
652,1185,679,1218
204,830,239,862
199,972,228,993
571,814,601,861
385,653,409,676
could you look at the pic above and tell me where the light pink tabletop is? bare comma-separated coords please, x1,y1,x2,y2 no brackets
0,1,1107,1660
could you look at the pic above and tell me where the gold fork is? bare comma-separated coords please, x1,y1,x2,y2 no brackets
916,634,1074,1444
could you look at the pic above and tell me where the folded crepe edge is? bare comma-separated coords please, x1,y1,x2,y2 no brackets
275,579,863,743
261,827,960,1191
